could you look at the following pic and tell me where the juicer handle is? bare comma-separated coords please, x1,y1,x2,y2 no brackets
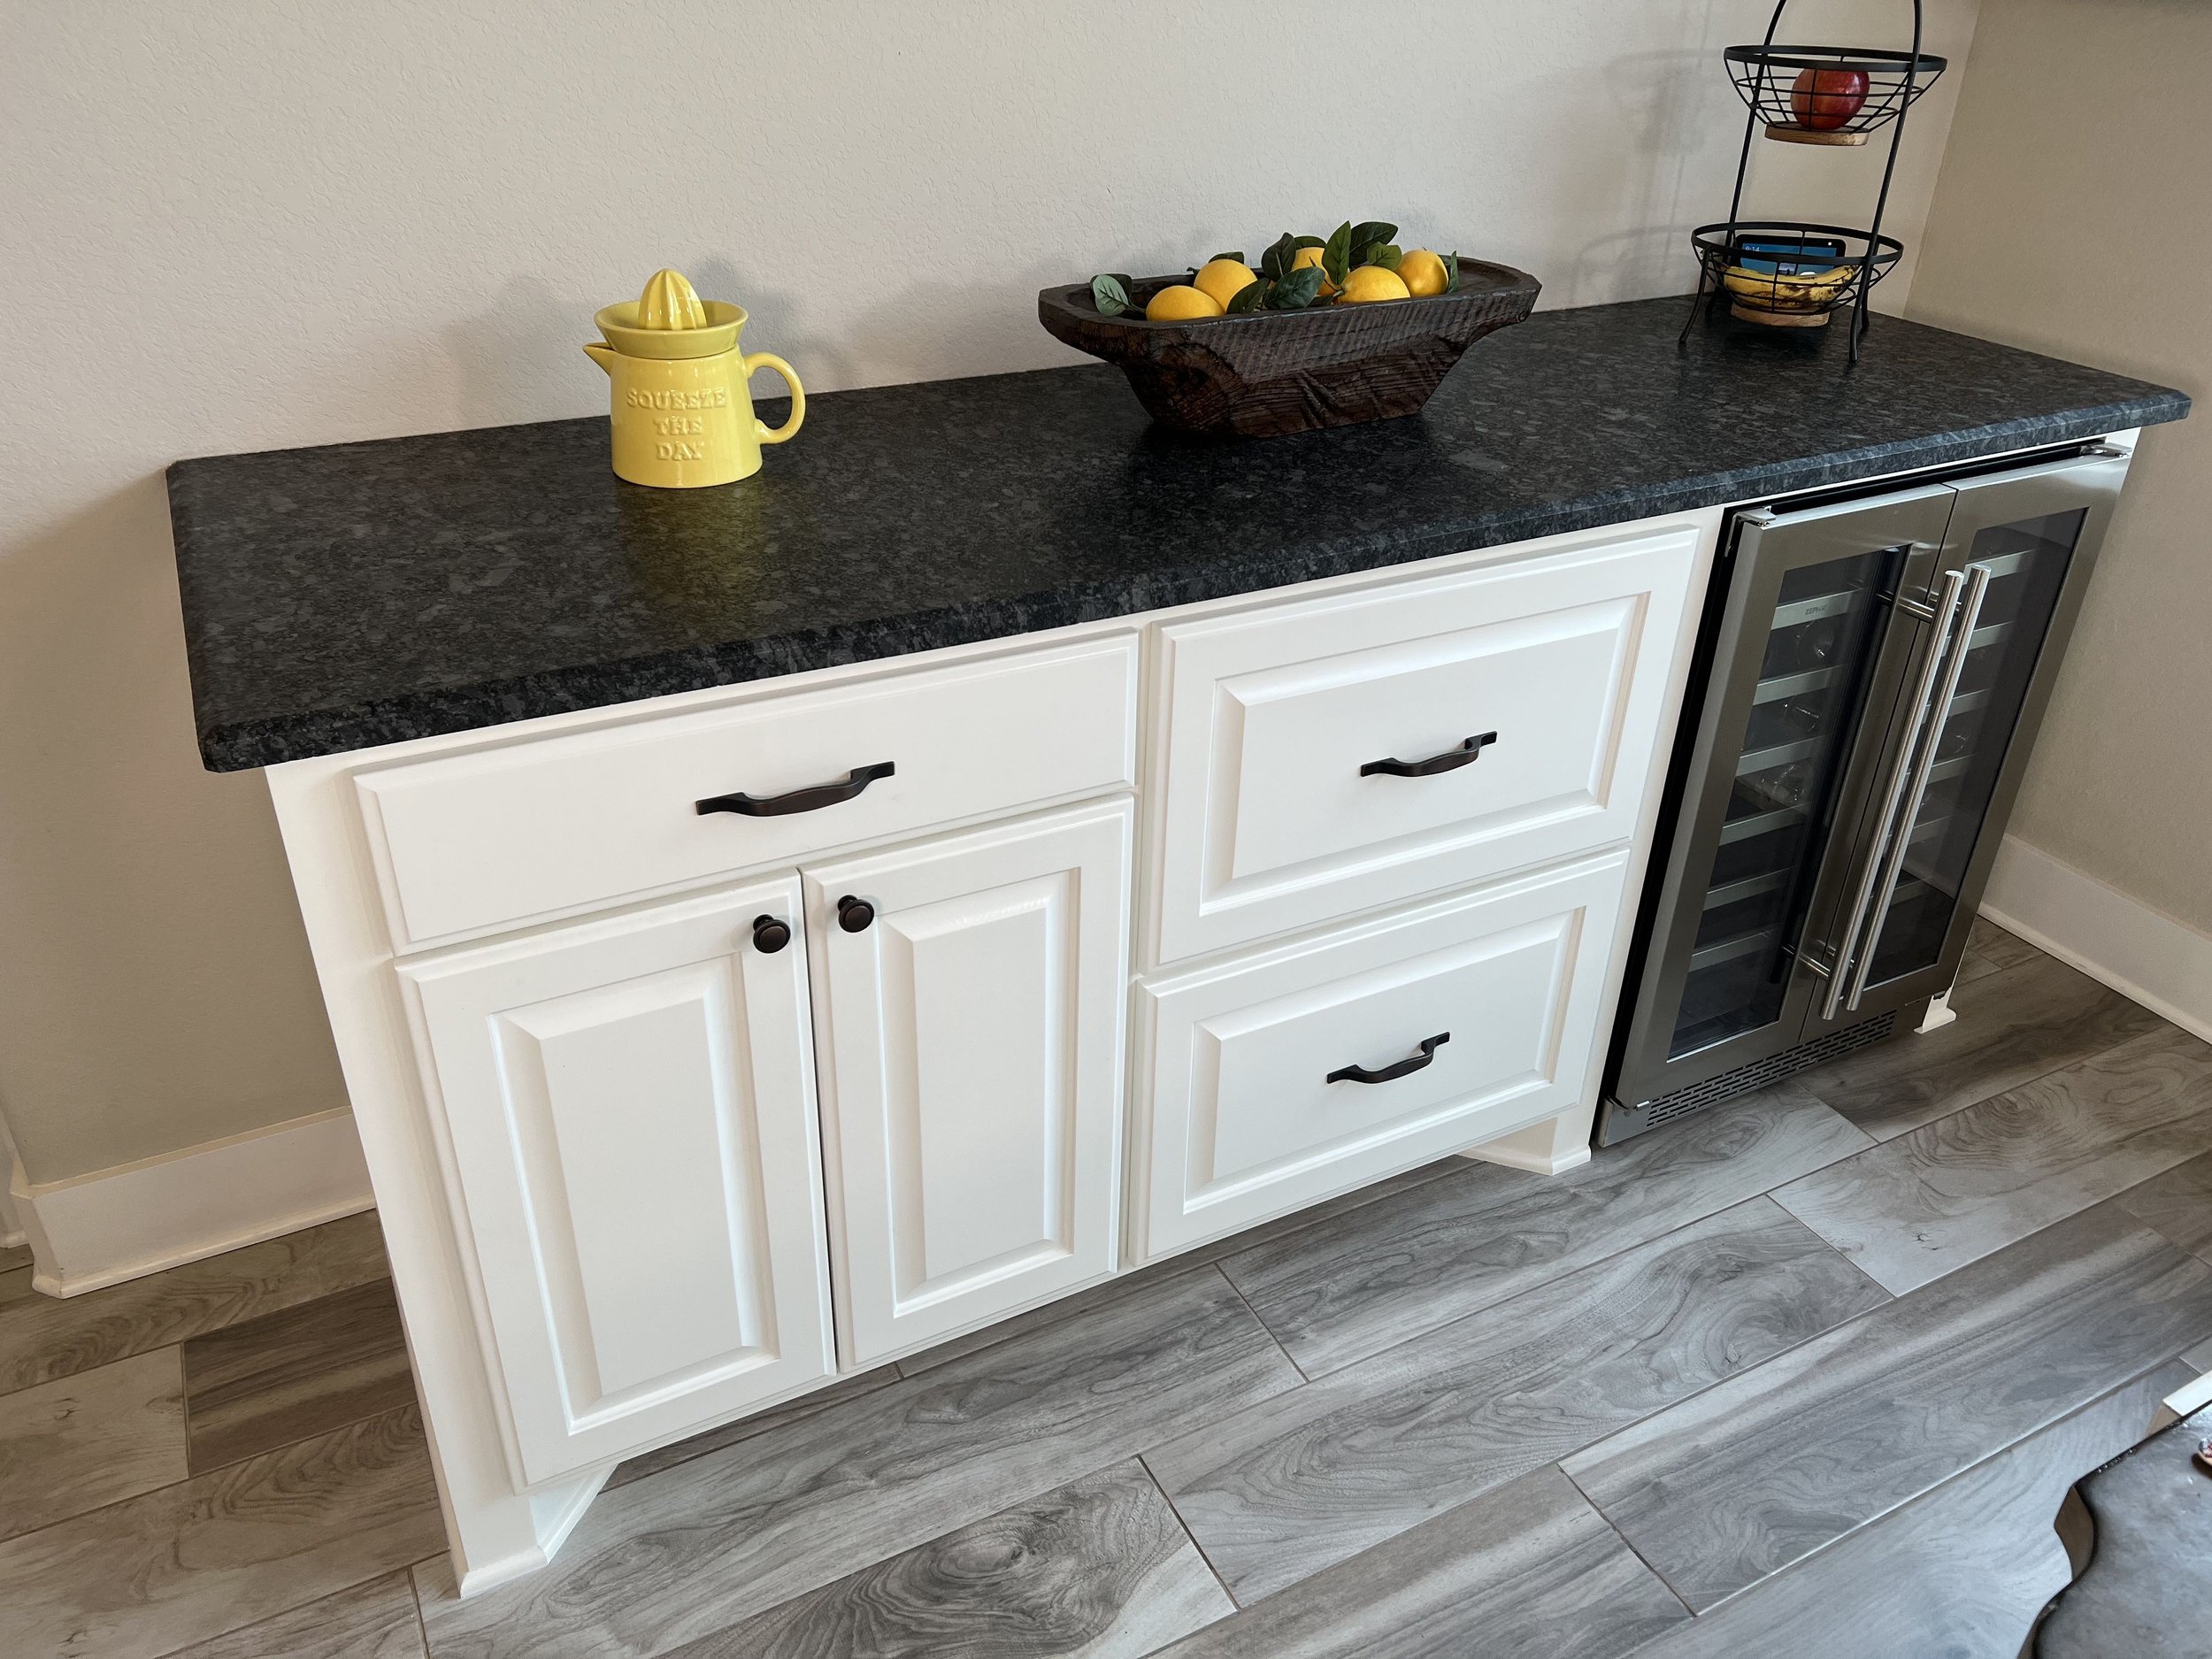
745,353,806,445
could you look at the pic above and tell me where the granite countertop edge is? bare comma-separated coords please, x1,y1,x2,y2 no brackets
189,387,2188,773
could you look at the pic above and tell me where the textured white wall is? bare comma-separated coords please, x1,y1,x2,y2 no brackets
1910,0,2212,935
0,0,1976,1182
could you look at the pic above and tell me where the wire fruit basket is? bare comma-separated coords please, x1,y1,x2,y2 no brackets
1691,221,1904,327
1724,44,1946,146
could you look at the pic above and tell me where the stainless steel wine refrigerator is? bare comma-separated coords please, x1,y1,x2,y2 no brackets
1598,443,2129,1144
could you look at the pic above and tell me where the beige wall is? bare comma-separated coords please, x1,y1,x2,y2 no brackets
1909,0,2212,935
1,0,1977,1185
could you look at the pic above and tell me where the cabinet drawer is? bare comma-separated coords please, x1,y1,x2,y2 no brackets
1130,850,1629,1260
1148,525,1697,964
355,634,1139,949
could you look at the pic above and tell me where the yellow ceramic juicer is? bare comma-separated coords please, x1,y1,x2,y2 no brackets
584,269,805,488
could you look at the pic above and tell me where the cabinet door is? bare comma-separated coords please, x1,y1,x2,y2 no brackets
806,798,1133,1365
398,876,832,1486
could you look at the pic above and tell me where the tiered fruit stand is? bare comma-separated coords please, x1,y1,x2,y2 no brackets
1683,1,1946,360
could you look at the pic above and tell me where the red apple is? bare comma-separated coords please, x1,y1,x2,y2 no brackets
1792,66,1870,131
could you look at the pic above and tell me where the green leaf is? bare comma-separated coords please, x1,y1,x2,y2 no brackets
1322,220,1353,288
1090,273,1133,317
1293,234,1326,249
1348,221,1398,256
1211,250,1247,265
1369,244,1403,272
1226,277,1271,314
1442,251,1460,293
1270,265,1326,310
1261,233,1298,281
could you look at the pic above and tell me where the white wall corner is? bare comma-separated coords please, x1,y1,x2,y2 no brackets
1981,834,2212,1045
12,1109,373,1297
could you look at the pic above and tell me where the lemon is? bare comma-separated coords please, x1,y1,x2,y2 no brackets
1399,250,1449,298
1194,257,1257,310
1145,284,1225,321
1336,265,1411,303
1289,244,1340,297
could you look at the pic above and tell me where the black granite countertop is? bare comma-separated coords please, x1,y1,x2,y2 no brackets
168,296,2189,772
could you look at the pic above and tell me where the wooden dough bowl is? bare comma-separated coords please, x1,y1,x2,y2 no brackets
1037,261,1542,438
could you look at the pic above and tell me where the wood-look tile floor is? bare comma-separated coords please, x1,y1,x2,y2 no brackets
5,920,2209,1657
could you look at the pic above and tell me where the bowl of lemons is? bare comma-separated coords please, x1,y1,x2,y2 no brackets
1037,220,1540,438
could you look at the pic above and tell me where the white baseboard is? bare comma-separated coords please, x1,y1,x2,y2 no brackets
1980,834,2212,1045
9,1109,373,1297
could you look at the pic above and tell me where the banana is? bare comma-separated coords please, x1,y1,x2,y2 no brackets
1722,263,1856,311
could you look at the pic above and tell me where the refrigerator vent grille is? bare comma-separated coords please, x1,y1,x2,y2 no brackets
1644,1012,1898,1128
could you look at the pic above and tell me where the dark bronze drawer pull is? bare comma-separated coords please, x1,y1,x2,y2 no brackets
696,761,895,818
1327,1032,1449,1086
1360,733,1497,778
751,915,792,954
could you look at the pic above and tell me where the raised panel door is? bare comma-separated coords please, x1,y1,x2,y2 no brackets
806,798,1133,1365
397,875,832,1485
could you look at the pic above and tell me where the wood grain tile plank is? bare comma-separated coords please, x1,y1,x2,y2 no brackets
0,1212,390,1397
158,1570,428,1659
0,1267,36,1313
2118,1147,2212,1261
1223,1084,1871,1376
895,1259,1213,1379
1146,1198,1888,1604
182,1279,415,1472
1564,1204,2212,1612
0,1348,188,1540
1797,950,2169,1141
607,1366,902,1490
0,1245,28,1275
1955,918,2042,986
416,1266,1299,1659
1614,1363,2188,1659
896,1162,1461,1378
0,1404,442,1659
660,1462,1229,1659
1147,1463,1686,1659
1776,1026,2212,1293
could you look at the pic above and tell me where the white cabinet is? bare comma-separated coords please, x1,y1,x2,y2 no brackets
397,874,833,1486
805,799,1133,1364
1130,850,1632,1260
271,509,1711,1588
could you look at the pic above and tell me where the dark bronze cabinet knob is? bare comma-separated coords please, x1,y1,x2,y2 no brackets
836,895,875,933
751,915,792,954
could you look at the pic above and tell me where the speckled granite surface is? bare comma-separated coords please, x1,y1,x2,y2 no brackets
168,296,2188,772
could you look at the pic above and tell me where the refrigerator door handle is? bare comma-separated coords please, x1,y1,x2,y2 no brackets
1820,565,1991,1020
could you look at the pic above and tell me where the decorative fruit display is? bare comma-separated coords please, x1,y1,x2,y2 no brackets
1791,65,1870,130
1090,220,1463,319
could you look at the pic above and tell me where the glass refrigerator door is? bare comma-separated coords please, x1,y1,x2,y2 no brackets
1671,546,1904,1057
1821,449,2126,1022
